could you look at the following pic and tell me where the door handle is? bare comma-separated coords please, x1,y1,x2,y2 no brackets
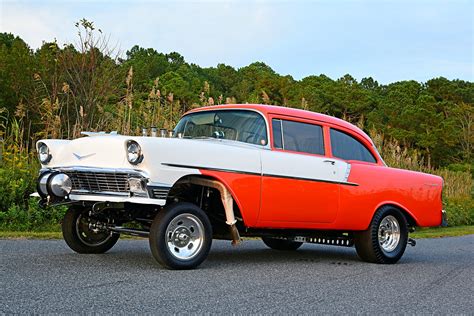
323,160,336,165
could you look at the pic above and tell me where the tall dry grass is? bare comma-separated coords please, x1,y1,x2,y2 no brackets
370,129,472,200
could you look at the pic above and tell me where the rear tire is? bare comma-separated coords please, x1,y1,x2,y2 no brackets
149,202,212,270
354,206,408,264
262,237,303,251
62,206,119,254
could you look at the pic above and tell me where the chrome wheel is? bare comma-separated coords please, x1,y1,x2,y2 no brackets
75,214,114,247
165,213,205,260
378,215,400,252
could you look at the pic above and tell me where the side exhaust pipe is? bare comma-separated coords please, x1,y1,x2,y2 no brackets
186,177,242,245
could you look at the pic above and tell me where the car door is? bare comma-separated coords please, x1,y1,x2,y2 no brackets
258,118,350,226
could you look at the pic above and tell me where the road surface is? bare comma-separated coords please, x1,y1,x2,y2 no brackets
1,235,473,314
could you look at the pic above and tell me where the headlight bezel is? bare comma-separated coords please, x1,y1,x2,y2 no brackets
126,140,144,165
38,142,52,164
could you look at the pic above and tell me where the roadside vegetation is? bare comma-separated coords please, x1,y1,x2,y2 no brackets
0,19,472,234
2,226,473,240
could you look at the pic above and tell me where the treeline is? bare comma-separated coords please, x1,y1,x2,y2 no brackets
0,19,472,169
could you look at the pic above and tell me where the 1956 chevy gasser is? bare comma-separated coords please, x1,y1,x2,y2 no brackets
35,104,446,269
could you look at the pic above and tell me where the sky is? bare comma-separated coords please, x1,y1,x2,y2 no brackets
0,0,473,84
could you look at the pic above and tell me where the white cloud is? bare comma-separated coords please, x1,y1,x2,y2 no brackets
0,2,60,48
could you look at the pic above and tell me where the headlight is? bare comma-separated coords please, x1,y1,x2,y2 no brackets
37,172,72,198
38,142,51,164
126,140,143,165
49,173,72,197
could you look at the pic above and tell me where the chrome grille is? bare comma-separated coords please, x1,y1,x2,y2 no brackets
151,188,170,199
66,170,131,194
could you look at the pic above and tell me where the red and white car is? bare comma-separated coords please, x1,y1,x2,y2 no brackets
36,104,446,269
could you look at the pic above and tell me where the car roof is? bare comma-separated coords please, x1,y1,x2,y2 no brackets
186,104,374,145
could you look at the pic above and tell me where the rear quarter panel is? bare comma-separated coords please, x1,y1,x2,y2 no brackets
339,163,443,230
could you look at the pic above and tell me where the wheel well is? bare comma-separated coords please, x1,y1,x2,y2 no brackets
381,203,417,227
166,175,244,238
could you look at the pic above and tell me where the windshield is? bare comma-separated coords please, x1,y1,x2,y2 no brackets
173,110,268,146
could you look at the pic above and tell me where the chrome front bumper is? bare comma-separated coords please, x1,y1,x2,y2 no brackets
35,167,168,207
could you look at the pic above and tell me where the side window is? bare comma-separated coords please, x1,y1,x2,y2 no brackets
330,128,376,163
272,119,324,155
273,119,283,149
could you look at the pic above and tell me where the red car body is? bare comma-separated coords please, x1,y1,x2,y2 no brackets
190,104,444,230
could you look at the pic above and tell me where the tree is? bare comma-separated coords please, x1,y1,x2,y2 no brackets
0,33,35,118
59,19,121,135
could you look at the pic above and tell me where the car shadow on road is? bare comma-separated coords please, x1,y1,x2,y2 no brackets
106,240,363,269
206,243,361,266
64,239,435,270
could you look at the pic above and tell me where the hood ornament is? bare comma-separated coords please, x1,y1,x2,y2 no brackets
73,152,96,160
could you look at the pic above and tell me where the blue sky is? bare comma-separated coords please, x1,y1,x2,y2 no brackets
0,0,472,83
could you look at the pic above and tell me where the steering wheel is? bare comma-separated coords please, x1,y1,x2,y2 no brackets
213,130,225,138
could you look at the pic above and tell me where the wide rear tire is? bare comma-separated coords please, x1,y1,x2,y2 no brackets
354,206,408,264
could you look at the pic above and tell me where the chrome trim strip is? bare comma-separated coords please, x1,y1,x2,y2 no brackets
344,163,352,182
162,163,359,186
71,190,130,197
262,173,359,186
41,166,149,178
162,163,260,176
68,194,164,206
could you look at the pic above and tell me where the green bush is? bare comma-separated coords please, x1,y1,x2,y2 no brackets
446,163,474,178
0,164,38,213
0,197,66,231
0,151,66,231
444,198,474,227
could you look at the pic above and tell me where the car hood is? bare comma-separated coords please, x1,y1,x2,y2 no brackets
38,136,264,176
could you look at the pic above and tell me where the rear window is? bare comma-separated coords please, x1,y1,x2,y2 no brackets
330,128,376,163
272,119,324,155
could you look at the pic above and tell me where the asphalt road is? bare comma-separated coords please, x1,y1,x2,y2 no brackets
1,235,473,314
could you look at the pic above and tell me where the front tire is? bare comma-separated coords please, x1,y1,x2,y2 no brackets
354,206,408,264
149,202,212,270
262,237,303,251
62,207,119,254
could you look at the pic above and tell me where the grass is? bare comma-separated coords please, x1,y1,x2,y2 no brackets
0,231,62,239
0,230,144,240
410,226,474,239
0,226,473,240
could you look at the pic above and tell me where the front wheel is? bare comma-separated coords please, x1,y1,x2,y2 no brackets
149,202,212,270
354,206,408,264
62,207,119,254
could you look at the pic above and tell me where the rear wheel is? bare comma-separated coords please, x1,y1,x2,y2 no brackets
62,206,119,254
149,202,212,270
262,237,303,251
354,206,408,264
